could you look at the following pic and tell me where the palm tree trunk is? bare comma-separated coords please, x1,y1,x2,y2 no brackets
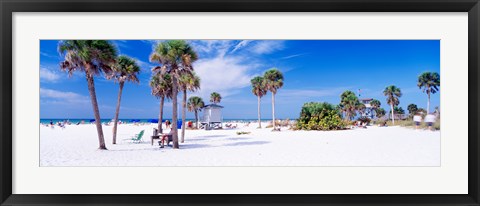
391,104,395,125
427,91,431,113
171,75,179,149
86,73,107,150
257,96,262,128
158,96,164,133
195,110,198,129
181,89,187,143
272,93,276,129
112,81,124,144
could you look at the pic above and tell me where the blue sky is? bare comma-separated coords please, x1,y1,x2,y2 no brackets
40,40,440,119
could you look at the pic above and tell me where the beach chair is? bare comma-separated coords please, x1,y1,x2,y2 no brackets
159,133,173,148
126,130,144,143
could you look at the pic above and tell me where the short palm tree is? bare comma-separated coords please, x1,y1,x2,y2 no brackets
263,68,284,129
383,85,402,124
340,90,360,120
109,55,140,144
58,40,117,150
150,40,198,149
417,72,440,113
150,73,172,134
376,108,386,119
178,72,201,143
251,76,267,128
407,103,418,118
210,92,222,104
370,99,381,110
187,96,205,129
370,99,381,119
357,103,366,116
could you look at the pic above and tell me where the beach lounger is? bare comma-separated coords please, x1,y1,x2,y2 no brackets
126,130,144,143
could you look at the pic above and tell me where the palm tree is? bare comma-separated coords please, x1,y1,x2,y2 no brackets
187,96,205,129
150,40,198,149
150,73,172,134
210,92,222,104
109,55,140,144
376,108,386,119
417,72,440,113
178,72,201,143
370,99,381,110
383,85,402,125
393,106,405,115
357,103,366,116
340,90,360,120
58,40,117,150
251,76,267,128
407,103,418,118
263,68,284,129
370,99,381,119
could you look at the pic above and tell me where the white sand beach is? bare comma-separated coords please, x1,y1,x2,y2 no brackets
40,123,440,167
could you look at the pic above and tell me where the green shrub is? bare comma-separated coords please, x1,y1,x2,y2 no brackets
297,102,347,130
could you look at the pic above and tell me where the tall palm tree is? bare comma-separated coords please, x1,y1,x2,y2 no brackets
178,72,201,143
187,96,205,129
263,68,284,129
150,73,172,134
340,90,360,120
58,40,117,150
251,76,267,128
150,40,198,149
210,92,222,104
109,55,140,144
417,72,440,113
383,85,402,125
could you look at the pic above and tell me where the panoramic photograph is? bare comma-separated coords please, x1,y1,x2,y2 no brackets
39,40,440,166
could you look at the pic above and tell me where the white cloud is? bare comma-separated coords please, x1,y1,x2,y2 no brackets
40,88,89,104
231,40,251,53
133,57,155,72
40,52,59,59
251,41,285,54
189,40,234,57
280,53,306,59
277,87,351,100
40,67,61,82
192,55,257,101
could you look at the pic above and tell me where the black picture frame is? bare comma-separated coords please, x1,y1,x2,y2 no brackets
1,0,479,205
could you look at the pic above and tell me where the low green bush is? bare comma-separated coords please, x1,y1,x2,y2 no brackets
297,102,347,130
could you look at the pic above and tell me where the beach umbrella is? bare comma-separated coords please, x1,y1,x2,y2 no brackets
89,119,95,123
149,119,159,123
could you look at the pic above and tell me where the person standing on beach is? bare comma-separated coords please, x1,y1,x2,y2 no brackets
413,113,423,130
424,113,436,131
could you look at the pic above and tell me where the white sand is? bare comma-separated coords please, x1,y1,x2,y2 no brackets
40,123,440,166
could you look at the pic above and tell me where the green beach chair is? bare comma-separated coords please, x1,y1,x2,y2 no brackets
126,130,144,143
